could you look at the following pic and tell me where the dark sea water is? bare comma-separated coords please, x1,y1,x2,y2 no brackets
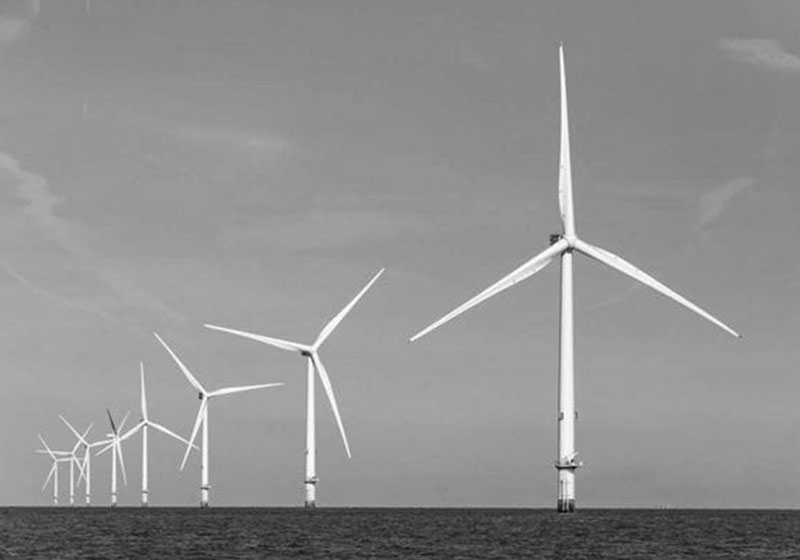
1,508,799,559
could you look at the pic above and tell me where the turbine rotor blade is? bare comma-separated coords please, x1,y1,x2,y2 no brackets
181,399,207,471
574,239,740,338
77,455,89,485
116,439,127,486
43,463,56,490
119,421,145,443
149,421,198,449
73,424,93,454
310,353,351,458
314,268,384,348
208,382,283,398
558,44,576,236
153,333,207,394
72,455,86,481
140,362,148,421
38,434,55,460
410,239,568,342
106,409,117,435
118,412,130,435
204,324,308,354
96,441,114,456
59,415,90,446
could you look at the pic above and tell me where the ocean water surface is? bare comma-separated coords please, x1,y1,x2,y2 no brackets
0,507,798,559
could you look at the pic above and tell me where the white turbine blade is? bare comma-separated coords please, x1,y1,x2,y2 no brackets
204,324,309,354
558,43,576,236
43,463,56,490
149,421,198,450
153,332,207,394
38,434,56,460
208,382,283,398
180,400,207,471
314,268,385,348
106,409,118,435
77,454,89,485
574,239,740,338
116,439,127,486
96,441,114,456
72,424,93,454
410,239,568,342
119,421,145,443
140,362,148,421
59,415,90,446
118,412,130,434
310,353,351,458
72,455,86,481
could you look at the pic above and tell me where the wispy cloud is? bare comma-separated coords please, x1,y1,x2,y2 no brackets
169,124,291,161
718,38,800,74
1,260,118,325
697,177,754,231
0,151,91,258
0,148,185,329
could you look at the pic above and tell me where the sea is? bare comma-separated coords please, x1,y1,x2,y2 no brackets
1,508,798,559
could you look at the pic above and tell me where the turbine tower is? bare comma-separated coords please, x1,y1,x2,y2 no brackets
154,333,283,508
97,410,129,506
205,268,384,508
409,45,740,513
117,363,196,506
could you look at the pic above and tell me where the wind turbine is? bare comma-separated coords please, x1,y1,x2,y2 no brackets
55,417,94,506
205,268,384,508
153,333,283,508
37,433,86,506
409,45,740,513
37,435,71,506
97,410,129,506
117,363,196,506
60,416,111,506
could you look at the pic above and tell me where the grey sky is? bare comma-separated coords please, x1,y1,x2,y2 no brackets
1,0,797,507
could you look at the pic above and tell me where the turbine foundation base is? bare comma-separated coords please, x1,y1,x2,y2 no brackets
556,499,575,513
304,500,316,509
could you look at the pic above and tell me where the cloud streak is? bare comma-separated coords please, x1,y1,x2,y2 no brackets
697,177,754,231
718,38,800,74
0,148,185,329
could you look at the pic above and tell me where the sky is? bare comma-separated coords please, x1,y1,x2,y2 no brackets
0,0,798,508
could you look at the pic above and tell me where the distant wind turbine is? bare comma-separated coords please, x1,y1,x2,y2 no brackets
37,434,72,506
205,268,384,507
97,410,129,506
60,416,111,506
118,363,197,506
57,417,95,506
153,333,283,508
409,45,740,513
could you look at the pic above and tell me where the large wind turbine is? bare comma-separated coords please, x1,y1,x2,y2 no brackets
153,333,283,508
60,416,111,506
118,363,196,506
97,410,129,506
409,45,740,513
205,268,384,508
